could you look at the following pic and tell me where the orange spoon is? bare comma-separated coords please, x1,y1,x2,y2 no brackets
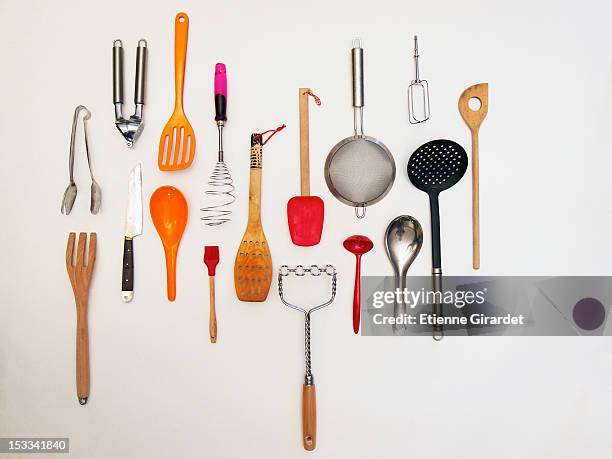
150,186,188,301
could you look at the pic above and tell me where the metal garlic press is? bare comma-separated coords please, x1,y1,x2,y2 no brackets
113,39,147,147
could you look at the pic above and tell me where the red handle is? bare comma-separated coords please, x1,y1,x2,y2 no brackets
353,255,361,334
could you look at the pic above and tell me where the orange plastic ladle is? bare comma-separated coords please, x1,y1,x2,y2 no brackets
150,186,188,301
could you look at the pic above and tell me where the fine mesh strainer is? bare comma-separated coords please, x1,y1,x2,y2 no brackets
325,38,395,219
407,139,468,339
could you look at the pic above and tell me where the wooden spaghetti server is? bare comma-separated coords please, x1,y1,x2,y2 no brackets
287,88,324,246
458,83,488,270
65,232,97,405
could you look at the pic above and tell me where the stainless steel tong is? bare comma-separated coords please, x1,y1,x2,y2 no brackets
61,105,101,215
113,39,147,147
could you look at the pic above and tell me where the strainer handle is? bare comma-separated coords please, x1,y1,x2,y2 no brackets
351,39,364,109
352,40,364,136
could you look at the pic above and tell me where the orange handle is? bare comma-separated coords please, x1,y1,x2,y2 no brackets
174,12,189,110
302,384,317,450
164,245,178,301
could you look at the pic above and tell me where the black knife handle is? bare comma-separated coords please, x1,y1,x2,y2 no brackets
122,238,134,301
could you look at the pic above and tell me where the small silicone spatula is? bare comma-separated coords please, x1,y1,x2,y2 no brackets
287,88,324,246
204,246,219,343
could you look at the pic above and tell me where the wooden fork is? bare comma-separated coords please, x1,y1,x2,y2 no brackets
158,12,195,171
65,232,97,405
234,135,272,302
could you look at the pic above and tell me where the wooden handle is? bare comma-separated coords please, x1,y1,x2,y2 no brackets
209,276,217,343
472,133,480,270
299,88,310,196
247,168,262,226
174,13,189,109
76,306,90,404
302,384,316,451
458,83,488,271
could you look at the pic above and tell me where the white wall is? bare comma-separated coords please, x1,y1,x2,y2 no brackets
2,0,612,457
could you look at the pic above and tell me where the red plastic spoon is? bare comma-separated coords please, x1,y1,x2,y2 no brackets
343,235,373,334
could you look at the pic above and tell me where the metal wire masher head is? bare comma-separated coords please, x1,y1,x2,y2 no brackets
278,264,337,384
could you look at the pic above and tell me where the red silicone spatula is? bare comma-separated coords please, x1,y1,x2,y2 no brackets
204,246,219,343
287,88,324,246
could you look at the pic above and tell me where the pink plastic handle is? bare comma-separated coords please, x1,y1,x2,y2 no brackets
215,63,227,97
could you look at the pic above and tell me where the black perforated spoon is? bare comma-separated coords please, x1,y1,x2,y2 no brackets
407,139,468,339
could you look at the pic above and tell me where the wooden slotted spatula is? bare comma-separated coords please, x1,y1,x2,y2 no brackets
65,232,97,405
234,134,273,302
158,12,196,171
458,83,488,270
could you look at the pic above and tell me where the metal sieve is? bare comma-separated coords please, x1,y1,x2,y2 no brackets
324,38,395,219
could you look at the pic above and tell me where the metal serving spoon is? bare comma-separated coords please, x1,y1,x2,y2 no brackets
384,216,423,334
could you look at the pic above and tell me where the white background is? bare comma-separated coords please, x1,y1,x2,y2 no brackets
2,0,612,457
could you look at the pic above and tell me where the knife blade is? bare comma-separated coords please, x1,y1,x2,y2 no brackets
122,163,143,302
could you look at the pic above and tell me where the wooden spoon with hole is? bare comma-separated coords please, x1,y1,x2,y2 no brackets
458,83,488,270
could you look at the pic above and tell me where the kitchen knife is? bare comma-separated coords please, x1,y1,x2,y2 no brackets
122,163,143,302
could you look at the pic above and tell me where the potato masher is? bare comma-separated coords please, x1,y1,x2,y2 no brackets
278,264,337,451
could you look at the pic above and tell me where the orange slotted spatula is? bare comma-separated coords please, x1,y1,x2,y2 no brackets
158,12,196,171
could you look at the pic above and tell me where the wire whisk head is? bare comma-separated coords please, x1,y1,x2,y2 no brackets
201,160,235,226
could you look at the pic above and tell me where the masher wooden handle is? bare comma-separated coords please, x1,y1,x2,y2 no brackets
299,88,310,196
209,276,217,343
302,384,317,450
